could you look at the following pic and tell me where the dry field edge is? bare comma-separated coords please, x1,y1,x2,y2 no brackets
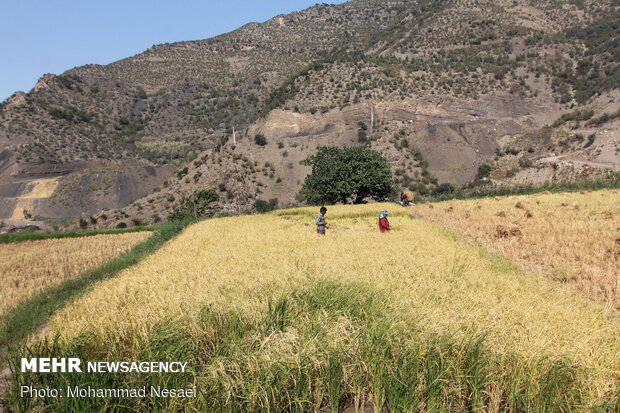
412,189,620,310
0,219,191,359
0,232,151,317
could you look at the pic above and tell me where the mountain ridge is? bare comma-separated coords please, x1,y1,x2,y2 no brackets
0,0,618,230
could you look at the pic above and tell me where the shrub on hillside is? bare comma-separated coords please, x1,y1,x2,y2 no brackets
432,183,457,196
255,198,278,213
476,163,492,180
168,189,219,221
254,134,267,146
417,183,429,195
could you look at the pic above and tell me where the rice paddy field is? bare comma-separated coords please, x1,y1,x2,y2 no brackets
0,232,150,316
411,189,620,310
7,190,619,412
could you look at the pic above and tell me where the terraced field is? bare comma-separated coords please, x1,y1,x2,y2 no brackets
0,231,150,316
9,192,617,411
412,189,620,309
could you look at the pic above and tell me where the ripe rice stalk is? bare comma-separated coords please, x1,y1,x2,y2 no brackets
34,198,620,407
412,189,620,309
0,232,150,316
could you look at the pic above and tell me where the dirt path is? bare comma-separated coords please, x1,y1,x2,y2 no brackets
9,202,32,220
17,178,59,199
538,155,619,170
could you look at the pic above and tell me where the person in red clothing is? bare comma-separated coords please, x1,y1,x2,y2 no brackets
379,210,390,232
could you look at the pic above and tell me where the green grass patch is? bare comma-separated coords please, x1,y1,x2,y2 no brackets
6,278,607,411
0,226,156,245
421,177,620,203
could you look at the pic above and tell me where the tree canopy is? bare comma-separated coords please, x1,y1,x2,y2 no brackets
299,146,396,204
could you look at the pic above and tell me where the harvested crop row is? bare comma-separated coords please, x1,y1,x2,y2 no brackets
0,231,150,315
412,189,620,309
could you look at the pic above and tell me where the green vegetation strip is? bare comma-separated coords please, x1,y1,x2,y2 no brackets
0,226,156,245
424,177,620,203
7,279,618,411
0,219,191,355
280,178,620,212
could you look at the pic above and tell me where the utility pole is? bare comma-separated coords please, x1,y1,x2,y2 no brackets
370,106,374,135
232,126,236,145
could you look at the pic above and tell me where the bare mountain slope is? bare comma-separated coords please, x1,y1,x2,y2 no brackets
0,0,618,229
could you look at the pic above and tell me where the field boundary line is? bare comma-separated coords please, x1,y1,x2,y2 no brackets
0,218,192,365
0,226,156,245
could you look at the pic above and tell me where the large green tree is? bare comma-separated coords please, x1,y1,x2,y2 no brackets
300,146,396,204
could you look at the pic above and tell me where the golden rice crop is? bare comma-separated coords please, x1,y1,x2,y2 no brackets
0,232,150,315
412,189,620,309
47,201,620,400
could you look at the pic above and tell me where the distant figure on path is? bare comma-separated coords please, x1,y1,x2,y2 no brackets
379,210,390,232
316,206,328,235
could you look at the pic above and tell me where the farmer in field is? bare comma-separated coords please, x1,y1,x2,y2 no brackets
316,206,328,235
400,190,414,206
379,210,390,232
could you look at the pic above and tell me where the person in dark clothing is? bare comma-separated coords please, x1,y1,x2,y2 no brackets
316,207,328,235
400,190,414,206
400,191,408,206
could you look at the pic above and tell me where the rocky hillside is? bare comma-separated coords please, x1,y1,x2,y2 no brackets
0,0,618,230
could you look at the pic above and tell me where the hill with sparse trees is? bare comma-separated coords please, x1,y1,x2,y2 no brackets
0,0,618,229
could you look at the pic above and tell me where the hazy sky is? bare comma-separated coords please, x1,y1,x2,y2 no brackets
0,0,348,102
